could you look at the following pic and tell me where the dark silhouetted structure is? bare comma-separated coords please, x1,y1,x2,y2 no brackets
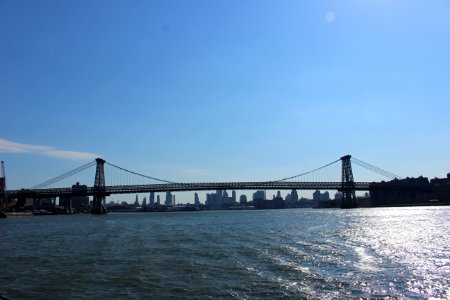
6,155,449,213
369,174,450,206
92,158,107,214
0,161,7,217
340,155,357,208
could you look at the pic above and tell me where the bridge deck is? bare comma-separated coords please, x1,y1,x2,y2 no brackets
7,181,372,198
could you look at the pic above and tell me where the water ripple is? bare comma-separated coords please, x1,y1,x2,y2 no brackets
0,207,449,299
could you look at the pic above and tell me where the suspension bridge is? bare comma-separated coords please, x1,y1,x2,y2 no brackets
0,154,418,214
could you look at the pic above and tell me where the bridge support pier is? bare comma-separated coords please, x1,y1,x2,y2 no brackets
92,158,107,215
340,155,357,209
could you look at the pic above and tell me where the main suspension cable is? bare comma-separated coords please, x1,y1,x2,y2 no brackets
105,162,176,184
351,157,402,180
273,159,341,182
31,160,97,189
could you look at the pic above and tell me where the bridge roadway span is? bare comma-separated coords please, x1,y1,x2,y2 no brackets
7,181,372,198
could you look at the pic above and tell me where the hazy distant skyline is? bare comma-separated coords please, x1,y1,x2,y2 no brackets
1,0,449,201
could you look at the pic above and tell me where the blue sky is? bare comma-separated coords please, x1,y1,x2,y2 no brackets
1,0,450,202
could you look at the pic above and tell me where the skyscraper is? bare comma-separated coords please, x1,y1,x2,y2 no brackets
291,189,299,202
194,193,200,207
313,190,321,201
165,192,172,205
216,190,223,208
286,189,299,207
149,192,155,207
232,191,237,204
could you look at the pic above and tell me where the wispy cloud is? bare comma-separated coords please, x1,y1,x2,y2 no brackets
325,11,336,23
0,138,98,160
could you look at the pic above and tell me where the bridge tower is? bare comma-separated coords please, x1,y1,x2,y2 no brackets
340,155,357,208
1,161,7,217
91,158,107,215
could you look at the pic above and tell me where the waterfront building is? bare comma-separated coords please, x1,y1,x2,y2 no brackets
254,192,284,209
313,190,330,201
253,190,265,201
59,182,89,213
370,175,450,206
71,183,89,209
157,195,161,205
314,190,335,208
31,197,56,211
430,173,450,185
0,164,6,215
205,190,240,209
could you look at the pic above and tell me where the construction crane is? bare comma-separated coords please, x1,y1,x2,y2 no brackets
1,161,5,179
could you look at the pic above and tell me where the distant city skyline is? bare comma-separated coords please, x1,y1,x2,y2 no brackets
120,189,328,207
1,1,449,202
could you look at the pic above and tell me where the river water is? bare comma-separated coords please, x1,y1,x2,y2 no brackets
1,207,449,299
